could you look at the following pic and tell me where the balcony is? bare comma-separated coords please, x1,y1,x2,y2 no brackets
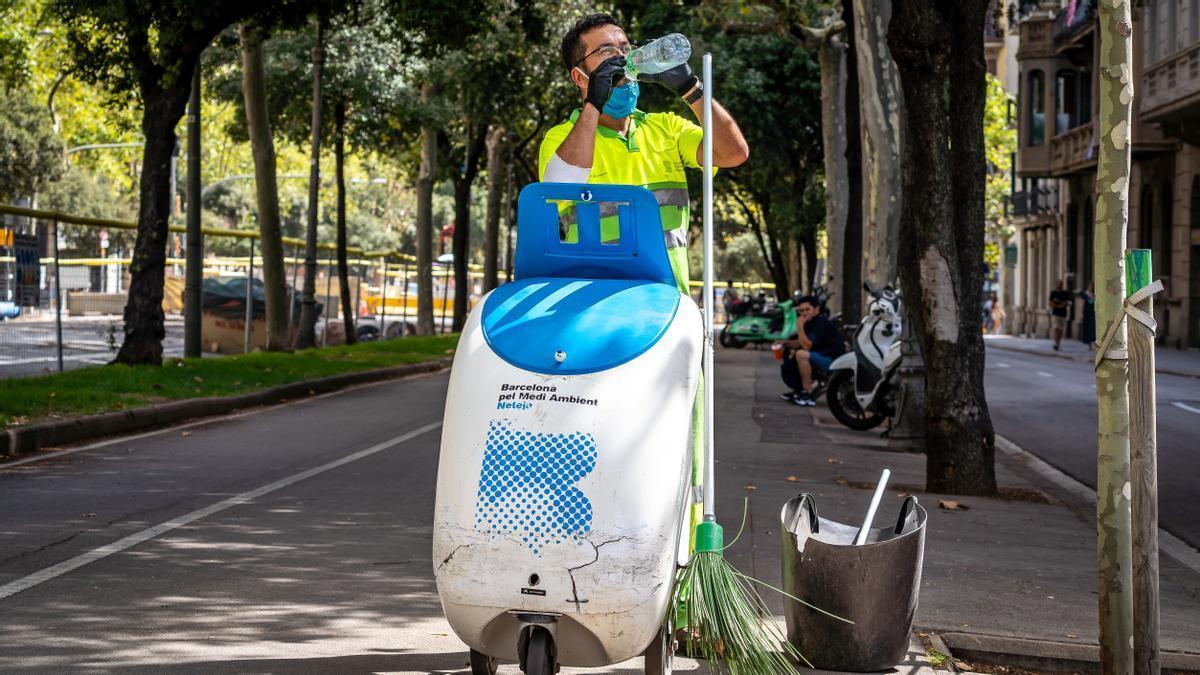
1009,185,1059,219
1017,15,1055,60
1049,121,1097,175
1053,0,1094,52
1142,43,1200,143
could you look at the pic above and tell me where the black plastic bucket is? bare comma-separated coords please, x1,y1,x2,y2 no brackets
780,492,927,672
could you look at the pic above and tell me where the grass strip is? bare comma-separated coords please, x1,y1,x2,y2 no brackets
0,334,458,428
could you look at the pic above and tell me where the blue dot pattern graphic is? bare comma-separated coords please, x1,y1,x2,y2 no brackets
475,419,597,555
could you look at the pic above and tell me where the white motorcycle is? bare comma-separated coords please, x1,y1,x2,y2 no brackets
827,283,902,431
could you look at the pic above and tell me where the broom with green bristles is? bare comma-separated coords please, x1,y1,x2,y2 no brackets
669,52,846,674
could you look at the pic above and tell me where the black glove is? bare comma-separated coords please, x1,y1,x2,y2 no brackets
585,55,627,112
641,62,699,97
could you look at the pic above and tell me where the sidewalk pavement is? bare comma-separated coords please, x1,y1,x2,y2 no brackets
713,348,1200,673
984,333,1200,378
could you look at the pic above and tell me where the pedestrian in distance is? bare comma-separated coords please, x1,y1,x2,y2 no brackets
779,296,846,407
1048,279,1072,351
538,13,749,294
989,292,1006,335
1078,282,1096,350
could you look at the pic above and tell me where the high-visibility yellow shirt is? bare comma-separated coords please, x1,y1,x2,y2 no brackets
538,108,705,293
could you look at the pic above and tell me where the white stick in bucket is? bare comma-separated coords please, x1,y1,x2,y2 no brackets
854,469,891,545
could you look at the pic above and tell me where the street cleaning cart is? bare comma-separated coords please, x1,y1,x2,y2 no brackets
432,182,702,674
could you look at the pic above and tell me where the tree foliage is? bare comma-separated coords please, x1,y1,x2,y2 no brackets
0,87,64,200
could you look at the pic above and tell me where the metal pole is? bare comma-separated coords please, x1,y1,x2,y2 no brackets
52,219,63,372
380,257,389,338
439,263,449,334
401,261,410,333
244,238,254,354
289,242,300,328
353,258,363,330
1126,249,1161,675
184,64,203,358
323,250,333,347
701,53,715,521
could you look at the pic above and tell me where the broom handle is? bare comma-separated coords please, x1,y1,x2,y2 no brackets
854,469,891,545
702,53,716,521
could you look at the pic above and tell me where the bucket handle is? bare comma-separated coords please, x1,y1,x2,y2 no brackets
894,495,920,535
784,492,820,535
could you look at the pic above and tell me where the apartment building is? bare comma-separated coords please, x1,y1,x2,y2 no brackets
1009,0,1200,348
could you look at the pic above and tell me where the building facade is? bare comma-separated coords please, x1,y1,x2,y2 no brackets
1009,0,1200,349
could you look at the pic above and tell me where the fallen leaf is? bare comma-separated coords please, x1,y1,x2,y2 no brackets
835,476,849,487
193,376,204,383
744,484,757,492
48,392,56,398
82,513,96,518
1066,633,1077,639
181,431,192,438
786,475,799,482
938,499,969,511
827,457,842,464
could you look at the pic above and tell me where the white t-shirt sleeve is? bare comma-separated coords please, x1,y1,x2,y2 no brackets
541,152,592,183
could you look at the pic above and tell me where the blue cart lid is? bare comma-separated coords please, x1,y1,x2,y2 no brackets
481,277,681,376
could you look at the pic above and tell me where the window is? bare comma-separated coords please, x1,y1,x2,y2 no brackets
1146,2,1158,64
1056,70,1078,134
1078,72,1092,124
1192,175,1200,231
1165,0,1178,56
1192,0,1199,45
1161,179,1174,278
1028,69,1045,146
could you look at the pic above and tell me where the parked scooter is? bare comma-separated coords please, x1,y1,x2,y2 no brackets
826,283,902,430
720,294,797,348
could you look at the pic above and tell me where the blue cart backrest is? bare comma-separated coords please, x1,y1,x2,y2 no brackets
514,183,675,287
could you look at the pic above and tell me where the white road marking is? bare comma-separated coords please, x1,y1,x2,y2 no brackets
1,368,444,469
1037,371,1053,378
0,421,442,601
1172,401,1200,415
994,434,1200,576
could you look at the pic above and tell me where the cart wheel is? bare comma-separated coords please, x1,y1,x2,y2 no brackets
644,623,674,675
523,627,555,675
470,649,498,675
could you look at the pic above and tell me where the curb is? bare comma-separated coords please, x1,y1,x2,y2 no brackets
936,631,1200,674
986,341,1200,379
0,358,451,460
994,433,1200,576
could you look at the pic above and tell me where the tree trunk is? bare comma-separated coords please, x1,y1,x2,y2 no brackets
852,0,903,294
841,0,864,323
1094,1,1136,671
819,34,849,314
334,100,355,346
239,23,289,351
888,0,996,496
483,126,507,292
296,16,324,350
416,83,436,336
800,229,819,294
764,219,790,300
452,123,488,332
115,89,190,365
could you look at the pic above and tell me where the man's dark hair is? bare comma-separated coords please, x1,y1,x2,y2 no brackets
561,13,623,73
796,295,820,310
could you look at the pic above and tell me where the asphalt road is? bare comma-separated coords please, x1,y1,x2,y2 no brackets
985,345,1200,549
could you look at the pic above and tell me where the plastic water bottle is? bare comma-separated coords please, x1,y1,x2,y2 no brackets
626,33,692,80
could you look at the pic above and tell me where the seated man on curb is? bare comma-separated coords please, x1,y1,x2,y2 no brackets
780,296,845,407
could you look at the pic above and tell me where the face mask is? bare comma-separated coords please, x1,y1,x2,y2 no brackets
603,81,639,119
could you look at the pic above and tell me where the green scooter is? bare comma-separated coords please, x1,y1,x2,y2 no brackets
720,297,797,348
